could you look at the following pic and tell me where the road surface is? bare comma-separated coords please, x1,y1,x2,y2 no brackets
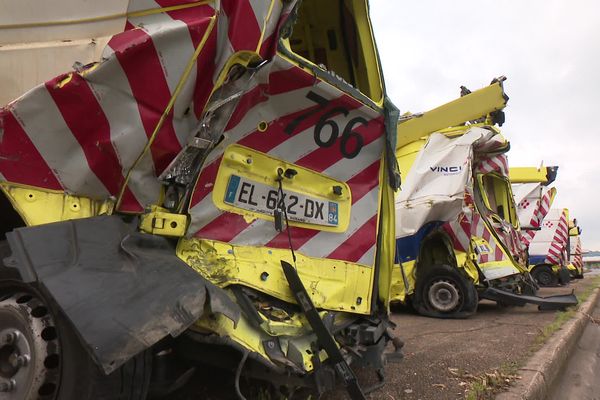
549,273,600,400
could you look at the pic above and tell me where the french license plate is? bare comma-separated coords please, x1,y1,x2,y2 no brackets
224,175,339,227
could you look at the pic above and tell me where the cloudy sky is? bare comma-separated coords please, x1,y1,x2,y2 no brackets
370,0,600,250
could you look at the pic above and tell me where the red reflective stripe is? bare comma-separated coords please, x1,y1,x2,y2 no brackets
494,245,504,261
155,2,217,118
327,215,378,262
266,161,381,249
480,254,488,263
192,28,217,118
482,228,491,242
459,215,471,239
193,212,250,241
267,67,316,96
259,31,277,59
222,0,261,51
109,25,182,174
189,155,222,207
224,84,269,131
444,224,466,252
0,110,62,190
225,70,319,132
487,158,502,173
45,75,139,207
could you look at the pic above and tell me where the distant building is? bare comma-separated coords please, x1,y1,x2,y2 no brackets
582,254,600,269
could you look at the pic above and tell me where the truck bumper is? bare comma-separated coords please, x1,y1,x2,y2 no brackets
480,287,578,310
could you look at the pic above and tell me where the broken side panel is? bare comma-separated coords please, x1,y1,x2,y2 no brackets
182,54,386,314
0,0,289,217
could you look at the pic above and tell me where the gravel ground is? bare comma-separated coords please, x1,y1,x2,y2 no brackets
167,276,596,400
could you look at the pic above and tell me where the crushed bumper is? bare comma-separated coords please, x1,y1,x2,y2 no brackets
481,287,578,310
2,216,240,374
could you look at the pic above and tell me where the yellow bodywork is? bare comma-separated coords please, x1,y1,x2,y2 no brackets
0,0,396,374
509,167,552,184
396,78,507,146
0,182,114,225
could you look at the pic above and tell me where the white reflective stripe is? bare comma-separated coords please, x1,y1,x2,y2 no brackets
189,93,340,233
357,244,376,266
450,220,470,250
474,215,486,238
129,13,198,147
102,42,116,59
0,172,6,181
322,139,382,181
87,48,162,206
249,0,271,28
298,187,379,258
260,0,282,41
213,10,233,83
268,112,354,162
203,80,326,167
230,219,275,246
12,86,109,197
482,265,519,280
126,0,161,13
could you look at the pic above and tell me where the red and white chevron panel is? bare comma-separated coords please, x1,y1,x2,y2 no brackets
475,153,509,177
519,186,556,247
544,209,569,265
187,55,384,265
570,236,583,269
0,0,291,213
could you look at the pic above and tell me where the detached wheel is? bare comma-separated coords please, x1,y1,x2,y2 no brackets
0,286,151,400
413,264,478,317
531,265,558,287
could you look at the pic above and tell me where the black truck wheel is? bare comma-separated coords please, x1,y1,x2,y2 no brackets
413,264,478,318
0,285,151,400
531,265,558,287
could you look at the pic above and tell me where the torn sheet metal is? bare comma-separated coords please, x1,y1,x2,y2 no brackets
3,215,240,374
395,126,525,279
0,0,290,213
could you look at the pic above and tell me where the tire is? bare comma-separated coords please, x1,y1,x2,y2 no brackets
531,265,558,287
412,264,478,317
0,284,152,400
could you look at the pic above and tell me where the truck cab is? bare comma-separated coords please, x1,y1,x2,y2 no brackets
568,218,584,279
510,166,570,286
390,80,577,317
0,1,401,398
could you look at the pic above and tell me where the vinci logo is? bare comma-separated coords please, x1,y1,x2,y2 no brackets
430,165,463,175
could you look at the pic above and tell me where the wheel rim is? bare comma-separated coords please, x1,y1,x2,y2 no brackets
0,291,61,399
427,279,462,312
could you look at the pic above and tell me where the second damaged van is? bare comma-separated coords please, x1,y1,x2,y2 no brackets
0,1,409,399
390,80,577,318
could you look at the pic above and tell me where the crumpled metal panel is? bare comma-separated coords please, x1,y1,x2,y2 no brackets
0,0,292,213
3,215,240,374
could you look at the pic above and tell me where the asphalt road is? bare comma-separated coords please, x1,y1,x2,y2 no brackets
327,276,596,400
167,274,598,400
549,274,600,400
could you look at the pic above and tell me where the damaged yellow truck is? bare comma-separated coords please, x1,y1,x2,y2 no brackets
0,1,411,399
390,80,577,318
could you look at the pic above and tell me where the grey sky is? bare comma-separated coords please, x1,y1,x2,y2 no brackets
371,0,600,250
